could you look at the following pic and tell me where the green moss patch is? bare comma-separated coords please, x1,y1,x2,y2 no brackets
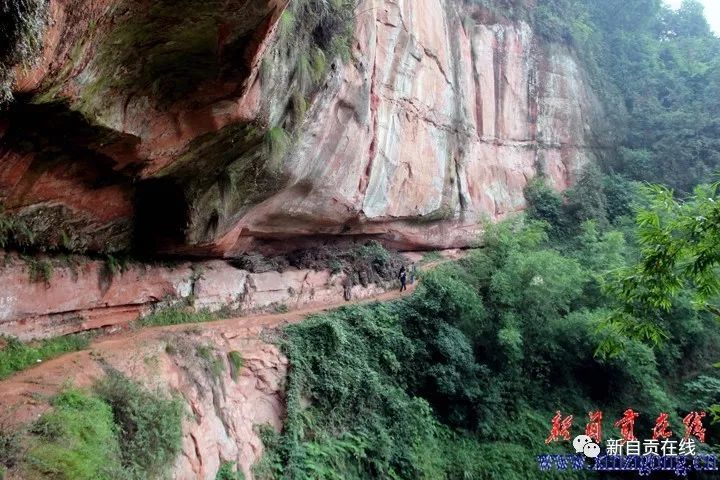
0,0,48,104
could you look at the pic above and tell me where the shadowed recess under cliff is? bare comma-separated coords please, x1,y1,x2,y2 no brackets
1,0,613,257
0,97,138,252
83,0,276,107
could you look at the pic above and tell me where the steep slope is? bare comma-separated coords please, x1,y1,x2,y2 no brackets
0,0,611,256
0,264,429,479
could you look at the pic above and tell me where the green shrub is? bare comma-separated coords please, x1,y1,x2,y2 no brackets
196,345,225,379
27,258,53,285
0,208,31,249
94,371,183,478
274,303,289,314
523,178,563,231
101,254,130,285
0,334,90,380
0,428,21,471
216,462,244,480
227,351,244,381
420,251,442,263
353,240,390,264
328,259,343,274
252,425,283,479
275,305,436,479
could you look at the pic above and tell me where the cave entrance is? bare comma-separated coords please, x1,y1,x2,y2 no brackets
133,178,189,254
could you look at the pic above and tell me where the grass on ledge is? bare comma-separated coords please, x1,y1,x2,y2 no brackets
136,306,217,328
0,334,91,380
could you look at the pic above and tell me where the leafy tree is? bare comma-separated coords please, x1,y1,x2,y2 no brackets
615,182,720,315
563,164,610,232
602,174,637,222
600,182,720,358
523,178,563,233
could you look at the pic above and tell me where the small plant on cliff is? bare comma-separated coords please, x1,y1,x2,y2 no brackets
26,257,53,285
274,303,290,314
196,345,225,380
227,351,244,381
0,207,35,250
0,0,48,105
100,253,130,288
216,462,245,480
137,306,215,328
0,211,14,250
329,258,343,274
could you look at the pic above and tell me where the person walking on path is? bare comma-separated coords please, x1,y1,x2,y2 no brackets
342,275,353,301
399,265,407,292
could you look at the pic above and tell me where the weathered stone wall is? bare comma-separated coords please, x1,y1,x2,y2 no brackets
0,255,388,340
0,0,610,256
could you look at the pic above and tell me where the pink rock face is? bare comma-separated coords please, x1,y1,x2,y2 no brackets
0,322,289,480
0,254,396,340
215,0,609,254
161,332,288,480
0,257,193,339
1,0,608,256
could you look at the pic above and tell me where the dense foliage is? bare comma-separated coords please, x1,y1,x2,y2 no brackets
255,172,720,479
594,182,720,357
613,182,720,315
2,372,183,480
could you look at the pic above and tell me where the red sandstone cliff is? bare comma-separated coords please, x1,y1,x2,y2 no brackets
0,3,616,477
0,0,612,257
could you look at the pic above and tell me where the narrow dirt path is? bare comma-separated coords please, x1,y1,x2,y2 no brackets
0,257,461,479
0,265,436,426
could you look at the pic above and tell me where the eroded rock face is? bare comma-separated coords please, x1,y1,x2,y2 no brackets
0,0,610,255
162,329,288,480
212,0,611,254
0,253,390,340
0,321,289,480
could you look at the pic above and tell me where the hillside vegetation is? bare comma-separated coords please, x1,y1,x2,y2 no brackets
534,0,720,192
253,168,720,479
